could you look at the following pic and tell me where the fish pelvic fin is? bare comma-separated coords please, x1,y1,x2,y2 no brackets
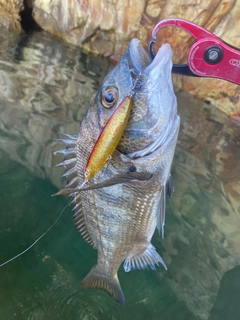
123,244,167,272
81,266,125,305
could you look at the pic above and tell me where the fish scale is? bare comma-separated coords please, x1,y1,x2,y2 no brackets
55,39,180,304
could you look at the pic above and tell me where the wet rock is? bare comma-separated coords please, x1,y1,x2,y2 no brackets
146,1,163,18
209,266,240,320
32,0,145,47
0,0,23,32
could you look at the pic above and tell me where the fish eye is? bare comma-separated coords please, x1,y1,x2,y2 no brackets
101,87,118,108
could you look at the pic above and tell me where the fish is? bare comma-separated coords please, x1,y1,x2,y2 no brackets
54,38,180,305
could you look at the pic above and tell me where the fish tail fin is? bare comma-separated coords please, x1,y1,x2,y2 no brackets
81,266,125,305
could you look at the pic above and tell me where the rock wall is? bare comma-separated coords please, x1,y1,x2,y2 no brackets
0,0,240,118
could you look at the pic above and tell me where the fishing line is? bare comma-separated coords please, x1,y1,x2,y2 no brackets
0,200,71,268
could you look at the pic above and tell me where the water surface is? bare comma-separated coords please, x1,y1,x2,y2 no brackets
0,28,239,320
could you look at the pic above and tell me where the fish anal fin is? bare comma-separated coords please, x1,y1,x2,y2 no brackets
123,244,167,272
81,266,125,305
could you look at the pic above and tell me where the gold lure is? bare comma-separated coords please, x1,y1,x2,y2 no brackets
84,95,133,180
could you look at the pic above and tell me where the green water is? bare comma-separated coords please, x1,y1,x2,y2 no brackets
0,28,239,320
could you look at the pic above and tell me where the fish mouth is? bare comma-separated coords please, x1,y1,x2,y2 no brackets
118,39,178,158
128,39,151,74
128,38,173,76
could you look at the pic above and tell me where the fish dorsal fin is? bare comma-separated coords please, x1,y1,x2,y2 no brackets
123,244,167,272
72,194,95,247
54,133,94,247
54,133,79,188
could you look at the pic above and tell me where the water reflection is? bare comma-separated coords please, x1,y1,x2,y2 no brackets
0,28,110,188
0,28,239,320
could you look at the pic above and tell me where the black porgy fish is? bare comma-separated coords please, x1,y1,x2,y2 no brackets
55,39,180,305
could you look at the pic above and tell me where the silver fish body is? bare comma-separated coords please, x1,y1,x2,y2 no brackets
55,39,180,304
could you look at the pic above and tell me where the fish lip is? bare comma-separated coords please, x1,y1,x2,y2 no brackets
144,42,173,74
128,39,151,74
128,39,172,77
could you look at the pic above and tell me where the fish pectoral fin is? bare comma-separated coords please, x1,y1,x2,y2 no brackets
166,174,174,199
123,244,167,272
156,185,166,239
52,171,152,196
156,175,174,239
81,266,125,305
